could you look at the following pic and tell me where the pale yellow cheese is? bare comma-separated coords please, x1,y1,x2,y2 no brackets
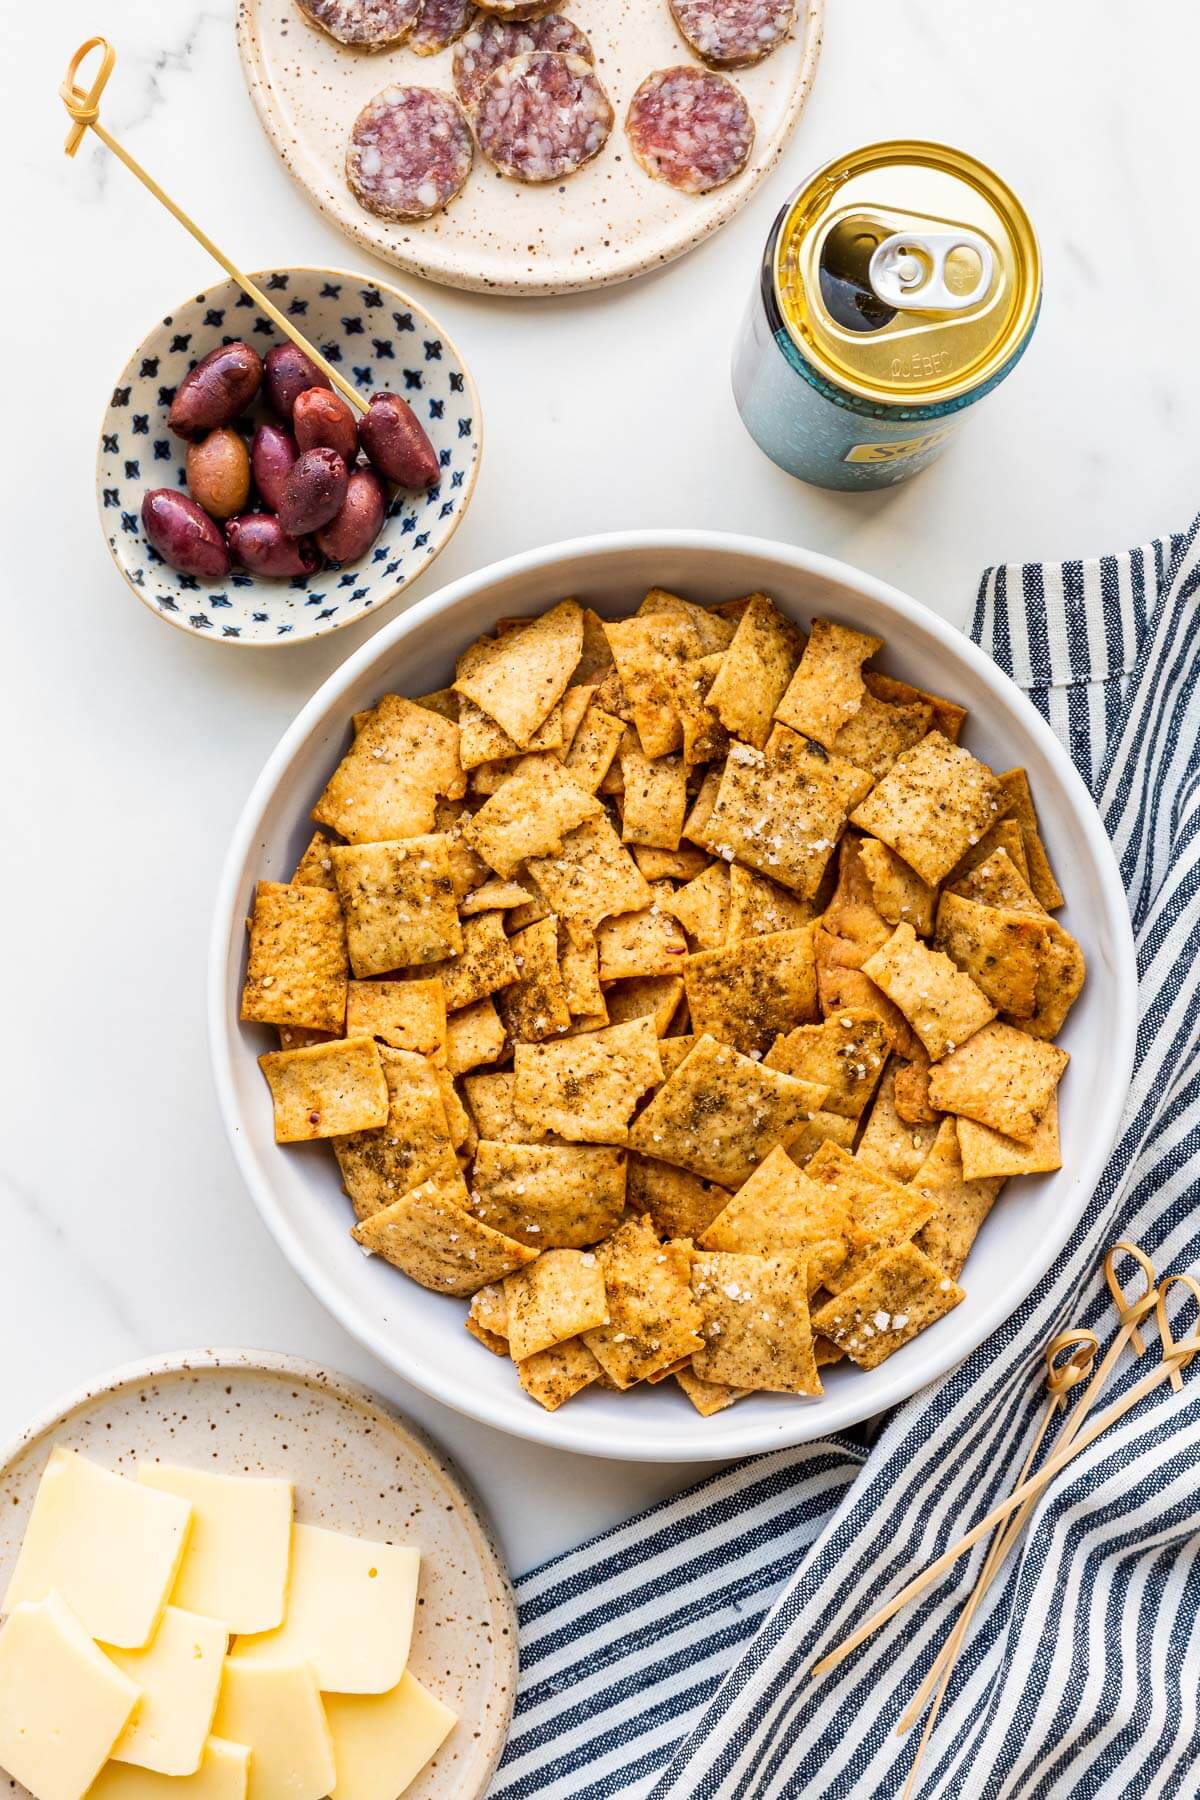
211,1662,335,1800
105,1606,229,1776
230,1523,420,1694
89,1737,250,1800
3,1449,192,1649
136,1464,293,1635
326,1671,458,1800
0,1592,140,1800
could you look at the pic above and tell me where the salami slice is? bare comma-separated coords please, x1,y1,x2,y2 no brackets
475,51,613,182
410,0,475,54
295,0,421,48
668,0,795,67
626,66,754,194
347,86,474,221
452,12,593,111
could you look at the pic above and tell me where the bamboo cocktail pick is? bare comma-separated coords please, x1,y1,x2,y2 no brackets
811,1250,1197,1683
898,1242,1159,1746
897,1328,1100,1800
59,37,368,417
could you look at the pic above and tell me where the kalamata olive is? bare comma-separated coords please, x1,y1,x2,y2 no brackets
168,342,263,441
359,391,440,489
226,514,321,578
186,427,251,522
264,343,332,420
141,489,231,579
316,468,387,564
251,424,299,512
277,447,349,537
293,388,360,467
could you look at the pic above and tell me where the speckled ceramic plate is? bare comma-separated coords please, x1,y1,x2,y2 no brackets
97,267,482,646
0,1351,517,1798
235,0,824,295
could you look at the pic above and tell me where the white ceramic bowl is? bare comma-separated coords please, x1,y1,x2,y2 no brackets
210,531,1137,1461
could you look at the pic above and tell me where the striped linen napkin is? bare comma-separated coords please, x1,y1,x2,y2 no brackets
491,520,1200,1800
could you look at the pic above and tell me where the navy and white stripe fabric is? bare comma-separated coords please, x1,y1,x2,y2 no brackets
492,517,1200,1799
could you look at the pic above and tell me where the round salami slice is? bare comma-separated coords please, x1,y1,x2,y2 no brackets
668,0,795,67
452,12,593,112
295,0,421,48
475,51,613,183
347,86,474,221
626,66,754,194
409,0,474,54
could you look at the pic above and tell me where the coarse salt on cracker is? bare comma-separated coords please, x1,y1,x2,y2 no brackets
596,892,689,981
352,1159,536,1295
763,1010,890,1118
683,925,819,1057
332,1047,455,1219
514,1016,663,1144
701,729,873,898
582,1216,703,1388
699,1143,849,1268
332,837,462,978
291,831,338,892
849,731,1006,887
857,836,938,937
773,618,883,748
726,865,816,941
604,975,685,1037
313,694,464,843
497,916,572,1044
934,891,1047,1018
811,1242,964,1369
527,815,652,947
242,881,348,1034
503,1250,609,1361
422,911,520,1011
805,1139,936,1293
692,1252,822,1395
464,756,602,880
926,1021,1068,1141
470,1141,626,1247
705,593,805,750
862,922,996,1061
444,998,507,1075
517,1338,605,1410
453,600,584,748
856,1063,939,1181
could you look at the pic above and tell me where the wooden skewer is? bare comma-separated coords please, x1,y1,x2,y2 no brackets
897,1242,1159,1743
896,1329,1100,1799
811,1314,1196,1681
59,37,368,416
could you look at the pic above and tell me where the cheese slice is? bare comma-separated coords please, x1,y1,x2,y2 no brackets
229,1523,419,1694
211,1662,335,1800
89,1737,250,1800
326,1671,458,1800
3,1449,192,1649
0,1591,140,1800
105,1606,229,1776
136,1464,293,1635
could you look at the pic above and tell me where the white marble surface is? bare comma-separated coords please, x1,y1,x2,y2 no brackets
5,0,1198,1576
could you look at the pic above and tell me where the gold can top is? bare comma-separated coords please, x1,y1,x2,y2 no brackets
774,140,1041,406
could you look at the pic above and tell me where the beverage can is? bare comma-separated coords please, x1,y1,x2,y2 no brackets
732,140,1041,490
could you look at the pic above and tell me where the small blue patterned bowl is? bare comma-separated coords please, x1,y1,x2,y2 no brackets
96,266,482,646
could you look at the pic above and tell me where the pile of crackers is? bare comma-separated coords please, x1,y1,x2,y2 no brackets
241,592,1084,1415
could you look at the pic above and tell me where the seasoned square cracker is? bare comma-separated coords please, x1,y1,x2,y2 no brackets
863,671,966,743
497,916,572,1043
862,923,996,1061
856,1063,939,1181
691,1252,821,1395
470,1141,627,1247
628,1034,828,1187
811,1242,964,1369
764,1010,890,1118
352,1160,536,1294
468,1281,508,1340
704,592,805,750
926,1021,1068,1141
603,608,727,758
857,836,938,937
830,691,933,780
633,844,711,882
849,732,1006,887
805,1139,936,1292
997,769,1064,909
332,1047,455,1219
604,976,685,1036
814,928,911,1060
561,702,626,793
627,1155,731,1240
527,815,652,946
726,865,815,941
312,694,464,843
444,998,507,1075
596,891,689,980
332,837,462,978
453,600,583,748
464,756,602,880
422,912,520,1011
259,1036,387,1143
785,1109,859,1167
934,892,1047,1018
503,1249,609,1360
517,1338,605,1410
514,1016,663,1144
684,925,819,1056
242,881,348,1034
291,832,338,892
345,977,446,1056
557,931,607,1019
1021,922,1086,1041
774,618,883,748
663,862,730,949
458,879,534,916
911,1118,1004,1279
661,654,729,768
457,692,565,769
957,1093,1062,1180
700,1143,850,1266
582,1216,704,1387
462,1070,548,1144
701,730,873,897
675,1367,748,1416
947,816,1030,889
620,749,687,850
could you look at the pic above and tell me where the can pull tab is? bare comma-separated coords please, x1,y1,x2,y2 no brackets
868,230,995,313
